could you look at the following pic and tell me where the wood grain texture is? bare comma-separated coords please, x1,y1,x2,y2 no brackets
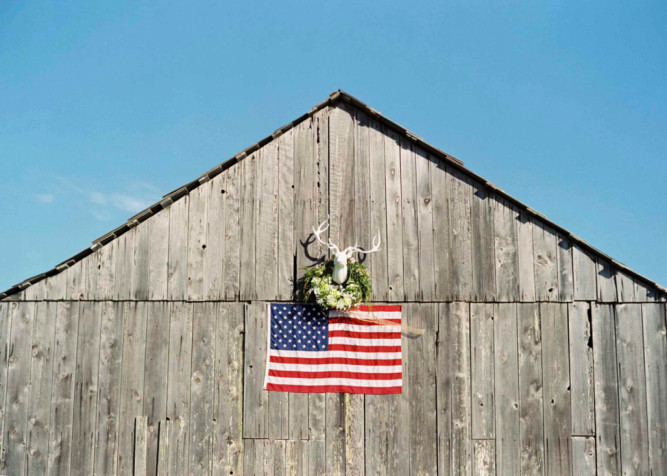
556,235,574,301
568,302,595,436
71,301,102,475
400,140,420,301
212,303,244,476
255,140,280,301
642,303,667,475
166,301,193,475
239,153,257,301
571,436,596,476
243,302,268,439
384,129,404,300
186,184,208,301
494,303,520,475
471,183,496,301
471,303,495,439
131,218,150,300
167,194,189,300
143,301,170,476
204,174,225,301
277,128,295,300
532,221,559,302
596,258,617,303
448,169,473,301
517,210,536,302
592,303,621,475
223,165,241,300
473,440,496,476
117,302,148,474
25,302,56,474
94,301,123,476
517,303,545,475
189,302,217,474
541,303,572,475
415,149,435,301
493,196,519,302
49,301,79,475
573,244,597,301
148,206,170,300
0,303,10,470
431,158,451,301
134,416,148,476
615,303,649,474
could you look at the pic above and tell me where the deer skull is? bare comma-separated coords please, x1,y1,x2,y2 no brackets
312,218,381,284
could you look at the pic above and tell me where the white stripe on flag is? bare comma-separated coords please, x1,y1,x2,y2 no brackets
269,349,402,360
265,376,403,387
329,336,402,346
269,362,403,373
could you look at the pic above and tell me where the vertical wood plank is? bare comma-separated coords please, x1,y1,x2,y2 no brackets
131,219,151,300
571,436,596,476
400,140,420,301
615,271,636,302
368,120,389,301
223,165,241,300
143,301,170,476
573,244,597,301
243,302,268,439
568,302,595,436
328,104,356,270
4,302,34,474
0,303,11,469
326,394,347,475
532,221,559,301
431,159,451,301
450,301,472,474
189,302,217,474
45,269,67,300
26,302,56,474
494,197,520,302
384,129,404,300
408,304,437,475
94,301,123,476
23,279,45,301
592,303,621,475
65,259,86,301
255,141,280,301
495,303,521,475
71,301,102,475
277,129,295,300
48,301,79,475
204,174,225,301
166,301,193,476
642,303,667,474
517,210,536,301
415,149,435,301
148,207,170,300
168,195,189,300
448,168,473,301
541,303,572,475
239,153,257,300
471,303,495,439
134,416,148,476
345,392,365,475
615,303,649,474
96,238,117,300
294,117,318,290
114,229,134,300
471,183,496,301
186,184,208,301
435,303,453,476
557,235,574,301
517,303,545,475
117,302,148,474
157,419,171,476
354,109,372,295
212,303,244,476
596,258,617,303
314,107,330,267
473,440,496,476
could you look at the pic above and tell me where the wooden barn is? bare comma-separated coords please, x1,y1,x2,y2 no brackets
1,90,666,475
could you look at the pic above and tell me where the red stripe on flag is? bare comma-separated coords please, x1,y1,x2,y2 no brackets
328,344,402,353
328,330,402,339
348,305,402,312
268,370,402,380
328,317,401,326
270,356,402,366
265,383,402,394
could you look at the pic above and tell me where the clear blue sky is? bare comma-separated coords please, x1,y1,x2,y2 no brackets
1,0,666,290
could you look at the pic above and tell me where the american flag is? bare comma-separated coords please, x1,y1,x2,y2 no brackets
264,303,402,394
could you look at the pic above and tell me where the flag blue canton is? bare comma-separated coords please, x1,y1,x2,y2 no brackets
270,304,328,351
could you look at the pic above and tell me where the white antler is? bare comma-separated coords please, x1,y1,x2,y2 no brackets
342,232,381,258
312,217,340,254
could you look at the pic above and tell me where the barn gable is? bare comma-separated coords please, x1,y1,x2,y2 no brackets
1,91,666,475
2,90,665,303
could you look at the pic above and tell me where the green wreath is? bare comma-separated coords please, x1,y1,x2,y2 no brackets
301,258,372,310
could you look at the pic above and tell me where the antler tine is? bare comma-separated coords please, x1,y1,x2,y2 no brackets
312,217,339,253
344,232,381,256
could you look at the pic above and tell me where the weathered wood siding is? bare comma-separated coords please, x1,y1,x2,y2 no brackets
1,100,666,474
